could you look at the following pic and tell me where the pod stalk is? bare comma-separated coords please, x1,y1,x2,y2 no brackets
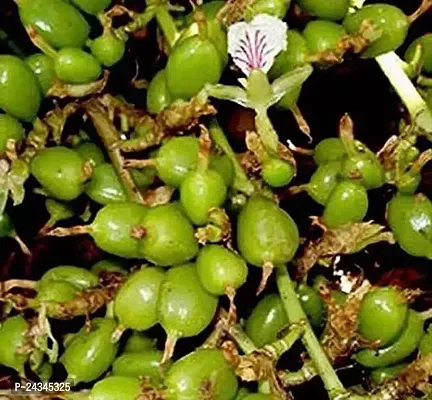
375,52,432,140
45,225,92,237
162,334,177,364
155,5,180,50
276,266,347,398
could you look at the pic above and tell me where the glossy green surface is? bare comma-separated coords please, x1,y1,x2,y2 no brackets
30,146,85,201
343,4,409,58
307,161,342,206
245,0,289,20
0,315,29,374
0,114,25,153
303,20,347,53
91,202,148,258
297,284,325,328
313,138,346,165
270,30,308,79
405,34,432,74
166,35,222,99
180,169,227,225
85,163,127,205
61,318,119,384
177,20,228,68
146,69,172,114
112,350,169,383
209,154,235,187
19,0,90,49
237,196,300,267
196,244,248,295
91,259,128,276
261,158,295,188
342,153,385,189
358,287,408,347
165,349,238,400
36,279,78,303
25,53,55,95
355,310,424,368
90,33,125,67
297,0,349,20
123,332,156,353
245,294,289,347
387,194,432,259
39,265,98,290
90,376,141,400
156,136,199,187
323,180,368,228
158,264,218,340
138,203,199,266
370,363,408,385
54,48,102,84
0,55,41,121
114,267,165,330
75,142,105,166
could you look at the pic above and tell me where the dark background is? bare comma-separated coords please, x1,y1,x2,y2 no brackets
0,0,431,397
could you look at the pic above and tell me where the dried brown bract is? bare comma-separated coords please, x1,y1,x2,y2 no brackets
295,219,395,279
321,280,372,362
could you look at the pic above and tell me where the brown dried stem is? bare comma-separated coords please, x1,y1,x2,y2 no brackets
1,279,36,294
85,102,144,204
306,21,382,66
408,0,432,23
3,276,123,319
120,95,216,153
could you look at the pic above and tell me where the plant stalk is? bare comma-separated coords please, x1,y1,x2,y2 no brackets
85,103,144,204
276,266,347,399
209,119,255,195
375,52,432,140
155,5,180,50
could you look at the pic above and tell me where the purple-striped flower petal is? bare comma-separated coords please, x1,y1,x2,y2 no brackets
228,14,288,76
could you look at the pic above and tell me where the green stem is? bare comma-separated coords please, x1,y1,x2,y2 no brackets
228,323,257,355
375,52,432,140
85,103,145,204
209,119,255,195
155,5,180,50
279,360,317,387
0,29,26,58
114,8,156,40
105,301,115,318
255,108,280,154
418,75,432,87
263,323,305,360
276,266,347,399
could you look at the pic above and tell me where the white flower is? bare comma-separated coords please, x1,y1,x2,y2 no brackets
228,14,288,77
